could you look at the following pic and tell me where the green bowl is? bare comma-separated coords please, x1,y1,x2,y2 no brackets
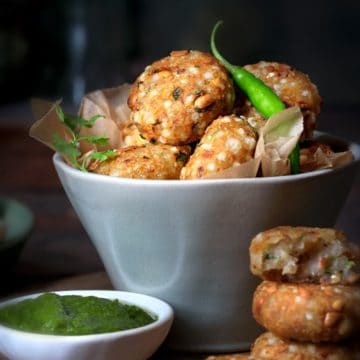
0,197,33,272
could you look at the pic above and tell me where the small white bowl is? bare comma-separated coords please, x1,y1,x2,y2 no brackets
0,290,173,360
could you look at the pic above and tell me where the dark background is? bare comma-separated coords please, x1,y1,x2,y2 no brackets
1,0,360,110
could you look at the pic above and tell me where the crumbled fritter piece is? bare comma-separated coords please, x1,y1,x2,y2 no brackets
250,226,360,285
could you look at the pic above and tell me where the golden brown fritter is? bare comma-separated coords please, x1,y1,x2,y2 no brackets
206,355,250,360
249,226,360,285
180,115,257,179
240,61,322,139
251,332,360,360
122,123,148,147
89,144,191,180
128,50,235,145
252,281,360,343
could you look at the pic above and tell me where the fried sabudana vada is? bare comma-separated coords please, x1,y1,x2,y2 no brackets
128,50,234,145
206,355,250,360
251,332,360,360
180,115,257,179
243,61,321,139
253,281,360,343
250,226,360,285
89,144,191,180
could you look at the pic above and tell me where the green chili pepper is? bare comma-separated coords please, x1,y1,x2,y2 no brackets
210,20,300,173
289,143,300,174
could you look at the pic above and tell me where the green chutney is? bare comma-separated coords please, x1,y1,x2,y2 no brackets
0,293,156,335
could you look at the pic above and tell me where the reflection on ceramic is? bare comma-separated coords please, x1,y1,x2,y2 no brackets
53,132,360,352
0,290,173,360
0,197,33,272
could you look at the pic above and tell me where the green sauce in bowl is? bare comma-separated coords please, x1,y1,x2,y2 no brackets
0,293,156,335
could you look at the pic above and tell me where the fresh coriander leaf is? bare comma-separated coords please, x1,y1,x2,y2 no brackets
56,112,80,135
85,114,104,127
64,114,82,135
53,105,108,171
78,135,109,146
52,133,81,167
72,114,104,130
55,106,65,123
55,106,79,135
55,106,104,135
90,149,117,162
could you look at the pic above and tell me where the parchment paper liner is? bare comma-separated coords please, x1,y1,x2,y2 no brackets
29,86,353,179
300,146,353,173
78,84,132,152
30,98,72,151
255,106,304,177
29,84,132,154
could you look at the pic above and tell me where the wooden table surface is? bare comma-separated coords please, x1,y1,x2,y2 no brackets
0,104,359,359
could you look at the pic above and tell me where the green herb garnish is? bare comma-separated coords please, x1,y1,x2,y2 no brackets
173,87,181,100
264,252,277,261
324,256,355,275
53,106,117,171
176,152,188,162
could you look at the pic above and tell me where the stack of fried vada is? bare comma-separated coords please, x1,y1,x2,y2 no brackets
249,226,360,359
90,48,322,179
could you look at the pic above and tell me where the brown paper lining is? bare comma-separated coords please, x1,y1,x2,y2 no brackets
300,146,354,173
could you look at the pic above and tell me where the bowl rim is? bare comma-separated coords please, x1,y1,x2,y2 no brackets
0,290,174,341
53,131,360,186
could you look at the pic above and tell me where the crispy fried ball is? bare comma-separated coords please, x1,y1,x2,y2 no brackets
251,332,360,360
249,226,360,285
128,50,235,145
206,355,250,360
180,115,257,179
239,61,322,139
89,144,191,180
252,281,360,343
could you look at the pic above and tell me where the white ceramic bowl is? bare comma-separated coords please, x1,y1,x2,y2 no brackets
53,132,360,352
0,290,173,360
